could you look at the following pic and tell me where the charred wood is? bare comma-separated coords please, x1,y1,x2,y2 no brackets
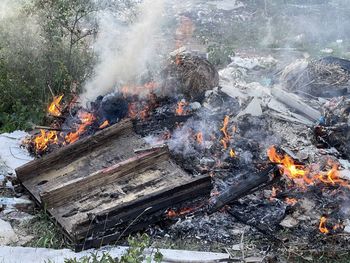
208,164,280,214
16,119,133,182
133,114,192,136
133,144,167,154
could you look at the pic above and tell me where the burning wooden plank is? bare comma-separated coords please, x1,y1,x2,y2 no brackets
15,119,212,251
16,119,134,184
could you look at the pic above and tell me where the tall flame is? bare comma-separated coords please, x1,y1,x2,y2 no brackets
48,95,64,117
220,116,231,149
65,112,96,144
319,216,329,234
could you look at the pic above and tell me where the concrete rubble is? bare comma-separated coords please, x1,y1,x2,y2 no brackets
0,246,230,263
0,131,33,246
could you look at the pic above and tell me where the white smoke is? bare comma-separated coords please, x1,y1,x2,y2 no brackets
80,0,165,104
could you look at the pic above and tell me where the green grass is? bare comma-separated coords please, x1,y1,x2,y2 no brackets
23,210,71,249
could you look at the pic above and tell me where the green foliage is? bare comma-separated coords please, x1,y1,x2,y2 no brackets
64,252,116,263
207,44,235,67
24,210,70,249
64,234,163,263
0,0,97,132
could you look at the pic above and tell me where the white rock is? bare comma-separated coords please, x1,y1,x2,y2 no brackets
339,170,350,181
279,215,299,228
344,220,350,234
189,102,201,110
0,219,18,245
320,48,334,54
235,97,262,119
339,159,350,169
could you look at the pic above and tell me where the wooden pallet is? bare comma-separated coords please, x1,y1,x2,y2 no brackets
16,119,212,250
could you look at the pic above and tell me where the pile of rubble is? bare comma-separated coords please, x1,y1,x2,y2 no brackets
0,131,35,246
2,51,350,261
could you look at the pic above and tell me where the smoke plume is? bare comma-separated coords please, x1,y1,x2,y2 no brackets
80,0,165,104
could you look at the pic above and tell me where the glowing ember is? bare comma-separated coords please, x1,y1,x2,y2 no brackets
166,207,195,218
99,120,110,129
319,216,329,234
48,95,64,117
196,132,203,144
175,101,188,116
162,130,172,140
220,115,231,149
34,129,59,153
229,148,235,158
128,103,138,119
267,146,349,188
65,111,96,144
285,197,298,206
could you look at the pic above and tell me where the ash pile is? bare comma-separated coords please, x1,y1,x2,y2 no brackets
22,50,350,259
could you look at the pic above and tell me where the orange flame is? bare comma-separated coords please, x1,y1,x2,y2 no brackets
48,95,64,117
33,129,58,153
220,116,231,149
196,132,203,144
267,146,307,180
319,216,329,234
315,164,347,186
267,146,349,188
99,120,109,129
65,112,96,144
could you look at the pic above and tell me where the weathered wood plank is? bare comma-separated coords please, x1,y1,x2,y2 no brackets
16,119,133,182
73,175,212,250
40,147,170,208
208,164,279,214
21,132,146,203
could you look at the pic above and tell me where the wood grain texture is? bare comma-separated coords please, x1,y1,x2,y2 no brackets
40,147,169,208
16,119,133,182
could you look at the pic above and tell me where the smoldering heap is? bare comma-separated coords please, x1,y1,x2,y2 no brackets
21,50,350,259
